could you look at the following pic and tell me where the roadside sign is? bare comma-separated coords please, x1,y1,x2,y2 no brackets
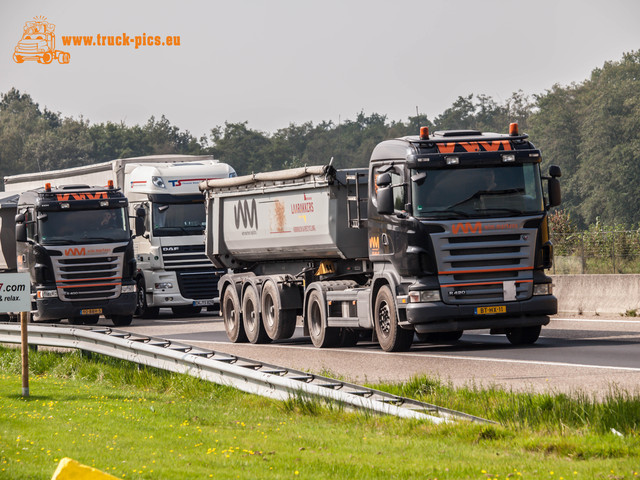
0,273,30,313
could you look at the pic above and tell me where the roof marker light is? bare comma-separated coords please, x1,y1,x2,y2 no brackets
509,122,519,136
420,126,430,140
107,180,114,189
45,183,51,192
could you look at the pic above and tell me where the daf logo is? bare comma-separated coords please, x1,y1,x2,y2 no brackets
162,246,179,252
234,199,258,229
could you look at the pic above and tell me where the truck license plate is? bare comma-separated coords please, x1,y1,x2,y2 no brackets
475,306,506,315
81,308,102,315
193,299,215,307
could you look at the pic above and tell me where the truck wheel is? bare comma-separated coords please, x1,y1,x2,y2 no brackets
506,325,541,345
261,280,296,340
242,285,270,344
306,290,339,348
112,315,133,326
374,285,413,352
135,277,159,318
221,286,247,343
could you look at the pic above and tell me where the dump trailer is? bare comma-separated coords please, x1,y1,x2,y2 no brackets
4,155,236,318
1,183,137,325
201,124,561,351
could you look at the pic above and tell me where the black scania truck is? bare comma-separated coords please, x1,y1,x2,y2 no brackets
202,123,561,351
8,182,137,325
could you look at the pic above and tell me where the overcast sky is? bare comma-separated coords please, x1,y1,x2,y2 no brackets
2,0,640,139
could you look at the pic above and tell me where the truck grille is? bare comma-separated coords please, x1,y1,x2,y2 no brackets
162,244,213,271
432,220,537,305
53,254,123,301
176,270,220,300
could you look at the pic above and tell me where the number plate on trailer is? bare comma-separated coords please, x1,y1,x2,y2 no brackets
475,306,506,315
193,299,215,306
81,308,102,315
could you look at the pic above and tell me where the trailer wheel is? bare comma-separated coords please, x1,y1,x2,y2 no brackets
306,290,339,348
374,285,413,352
261,280,296,340
221,286,247,343
242,285,270,344
506,325,541,345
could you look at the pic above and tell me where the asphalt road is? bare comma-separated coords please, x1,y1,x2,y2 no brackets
110,312,640,398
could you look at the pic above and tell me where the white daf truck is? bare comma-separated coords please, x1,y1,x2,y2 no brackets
4,155,236,318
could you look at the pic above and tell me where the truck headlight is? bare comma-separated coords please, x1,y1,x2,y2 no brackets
121,285,136,294
37,289,58,299
408,290,440,303
154,282,173,290
533,283,553,296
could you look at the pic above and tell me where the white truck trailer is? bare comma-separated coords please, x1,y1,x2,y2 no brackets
4,155,236,318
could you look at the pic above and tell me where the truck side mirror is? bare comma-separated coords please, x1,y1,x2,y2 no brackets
16,223,27,243
15,213,25,224
549,165,562,178
135,207,146,236
377,186,394,215
547,177,561,208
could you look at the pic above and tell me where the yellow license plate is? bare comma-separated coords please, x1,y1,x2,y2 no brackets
81,308,102,315
475,306,506,315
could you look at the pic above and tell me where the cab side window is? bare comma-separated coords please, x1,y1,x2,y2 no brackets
24,208,36,241
390,172,405,211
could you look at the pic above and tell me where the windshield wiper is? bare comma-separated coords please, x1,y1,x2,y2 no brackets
450,189,524,209
420,209,470,218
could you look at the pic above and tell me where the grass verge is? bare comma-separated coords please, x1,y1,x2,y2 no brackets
0,346,639,479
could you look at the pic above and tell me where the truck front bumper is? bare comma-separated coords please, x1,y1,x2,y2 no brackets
403,295,557,333
33,293,137,322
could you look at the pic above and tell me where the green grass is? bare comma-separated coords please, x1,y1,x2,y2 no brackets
1,346,639,479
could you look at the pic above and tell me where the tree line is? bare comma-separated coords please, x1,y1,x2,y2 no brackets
2,50,640,229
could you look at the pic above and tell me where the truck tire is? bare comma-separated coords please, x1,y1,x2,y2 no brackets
506,325,541,345
221,286,247,343
242,285,270,344
261,280,296,340
111,315,133,326
306,289,339,348
135,277,159,318
374,285,413,352
38,52,53,64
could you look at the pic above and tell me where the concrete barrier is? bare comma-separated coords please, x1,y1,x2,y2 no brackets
551,274,640,316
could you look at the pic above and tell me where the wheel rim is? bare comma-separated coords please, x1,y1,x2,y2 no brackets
223,294,237,331
264,293,275,329
245,297,257,333
378,301,391,336
310,300,322,337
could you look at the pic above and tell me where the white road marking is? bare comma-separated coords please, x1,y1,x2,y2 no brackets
553,317,640,324
183,340,640,372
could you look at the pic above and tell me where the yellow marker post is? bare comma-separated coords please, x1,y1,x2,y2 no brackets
52,458,119,480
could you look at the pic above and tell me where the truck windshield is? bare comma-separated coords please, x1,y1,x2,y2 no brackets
152,202,205,236
411,164,544,219
39,208,129,244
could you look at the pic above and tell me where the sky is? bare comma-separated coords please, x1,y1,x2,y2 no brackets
2,0,640,140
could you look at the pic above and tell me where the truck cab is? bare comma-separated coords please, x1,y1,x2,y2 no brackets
126,160,237,317
14,183,137,325
370,124,561,346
